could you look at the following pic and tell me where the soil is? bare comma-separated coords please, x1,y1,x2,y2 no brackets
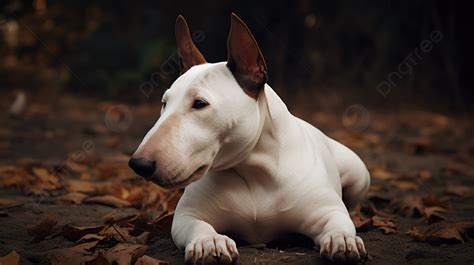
0,90,473,264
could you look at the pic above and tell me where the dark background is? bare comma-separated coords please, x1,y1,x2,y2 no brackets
0,0,472,114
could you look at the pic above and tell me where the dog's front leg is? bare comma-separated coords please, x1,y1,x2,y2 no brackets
301,204,367,263
172,214,238,264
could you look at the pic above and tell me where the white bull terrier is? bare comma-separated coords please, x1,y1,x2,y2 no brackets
129,13,370,264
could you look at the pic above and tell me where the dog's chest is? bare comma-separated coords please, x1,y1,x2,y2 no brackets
213,183,298,243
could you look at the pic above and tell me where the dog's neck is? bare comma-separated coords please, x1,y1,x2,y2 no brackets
232,86,290,185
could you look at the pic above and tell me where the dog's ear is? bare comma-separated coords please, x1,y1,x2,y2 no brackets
227,13,268,99
175,15,207,74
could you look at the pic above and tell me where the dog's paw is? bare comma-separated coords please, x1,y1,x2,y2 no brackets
319,232,367,263
185,234,238,264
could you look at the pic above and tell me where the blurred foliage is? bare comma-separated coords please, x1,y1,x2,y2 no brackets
0,0,472,112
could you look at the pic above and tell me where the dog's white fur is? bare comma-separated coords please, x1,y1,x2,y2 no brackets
133,16,370,264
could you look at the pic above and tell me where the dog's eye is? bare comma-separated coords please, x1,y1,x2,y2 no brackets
192,99,208,109
162,102,166,109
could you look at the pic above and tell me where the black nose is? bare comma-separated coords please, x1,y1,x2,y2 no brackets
129,157,156,179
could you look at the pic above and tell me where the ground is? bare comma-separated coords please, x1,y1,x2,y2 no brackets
0,90,473,265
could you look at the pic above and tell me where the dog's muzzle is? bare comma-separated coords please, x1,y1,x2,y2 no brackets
128,157,156,180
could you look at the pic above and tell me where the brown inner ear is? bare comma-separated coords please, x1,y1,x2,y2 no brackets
175,15,207,74
227,13,268,99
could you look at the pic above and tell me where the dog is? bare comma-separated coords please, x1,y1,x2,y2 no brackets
129,13,370,264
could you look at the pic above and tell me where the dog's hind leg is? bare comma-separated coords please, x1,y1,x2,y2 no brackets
325,137,370,212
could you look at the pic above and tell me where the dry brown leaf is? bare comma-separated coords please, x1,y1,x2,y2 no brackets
113,187,131,201
105,137,121,148
77,234,107,243
0,198,21,207
351,205,397,234
0,166,28,188
422,194,450,209
65,161,89,173
152,212,174,236
62,225,105,241
104,243,148,265
423,206,447,222
390,194,449,218
370,166,397,180
446,183,473,197
23,167,62,195
442,162,474,177
32,167,52,181
59,192,88,204
27,215,58,242
85,252,110,265
135,255,169,265
96,163,134,180
164,191,182,211
366,184,392,202
390,195,424,217
16,158,41,168
372,216,397,234
351,213,372,231
406,222,468,245
48,241,99,265
99,225,130,243
85,195,132,208
415,170,432,182
389,179,418,190
0,250,20,265
65,179,97,194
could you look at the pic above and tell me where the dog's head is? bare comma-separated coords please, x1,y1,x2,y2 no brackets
129,14,268,189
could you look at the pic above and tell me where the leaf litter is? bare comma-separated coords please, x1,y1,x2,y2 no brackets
1,100,473,264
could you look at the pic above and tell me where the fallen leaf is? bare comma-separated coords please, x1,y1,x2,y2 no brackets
104,243,148,265
446,183,473,197
85,252,110,265
366,184,392,202
48,241,99,265
372,216,397,234
351,213,372,231
0,250,20,265
422,194,450,209
389,179,418,190
423,206,447,222
99,225,131,243
151,212,174,236
24,166,62,195
0,198,22,208
77,234,107,244
407,222,463,244
352,204,397,233
104,137,121,148
59,192,88,204
32,167,52,182
27,215,58,242
85,195,132,208
0,166,28,188
370,166,397,180
96,163,134,181
135,255,169,265
390,195,424,217
442,162,474,177
390,194,449,218
415,170,432,182
65,161,89,174
62,225,105,241
164,191,182,211
64,179,97,193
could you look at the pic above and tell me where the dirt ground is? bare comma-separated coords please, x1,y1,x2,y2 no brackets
0,90,473,265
